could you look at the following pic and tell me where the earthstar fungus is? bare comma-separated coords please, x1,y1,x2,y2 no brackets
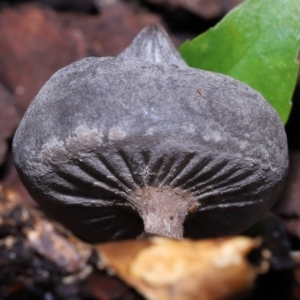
13,25,288,243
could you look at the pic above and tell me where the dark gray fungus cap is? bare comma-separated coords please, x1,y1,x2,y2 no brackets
13,25,288,243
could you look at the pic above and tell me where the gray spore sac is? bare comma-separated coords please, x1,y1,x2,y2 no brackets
13,24,288,243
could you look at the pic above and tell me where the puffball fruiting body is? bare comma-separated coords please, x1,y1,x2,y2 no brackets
13,25,288,242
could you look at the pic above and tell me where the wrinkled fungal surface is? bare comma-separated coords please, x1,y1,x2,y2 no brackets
13,25,288,243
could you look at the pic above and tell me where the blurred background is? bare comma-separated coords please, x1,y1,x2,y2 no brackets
1,1,300,299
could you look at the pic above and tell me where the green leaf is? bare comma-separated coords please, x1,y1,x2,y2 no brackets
179,0,300,124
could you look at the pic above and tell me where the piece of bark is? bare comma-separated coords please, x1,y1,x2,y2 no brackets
0,4,87,114
0,0,98,12
143,0,243,19
0,3,164,115
2,154,35,206
82,272,145,300
59,2,164,58
36,0,99,13
0,82,20,165
261,214,293,271
0,185,90,298
273,151,300,239
0,185,92,269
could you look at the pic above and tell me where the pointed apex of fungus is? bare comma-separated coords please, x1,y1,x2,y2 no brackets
119,24,187,67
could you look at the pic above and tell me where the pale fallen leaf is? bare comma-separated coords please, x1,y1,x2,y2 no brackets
97,236,263,300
